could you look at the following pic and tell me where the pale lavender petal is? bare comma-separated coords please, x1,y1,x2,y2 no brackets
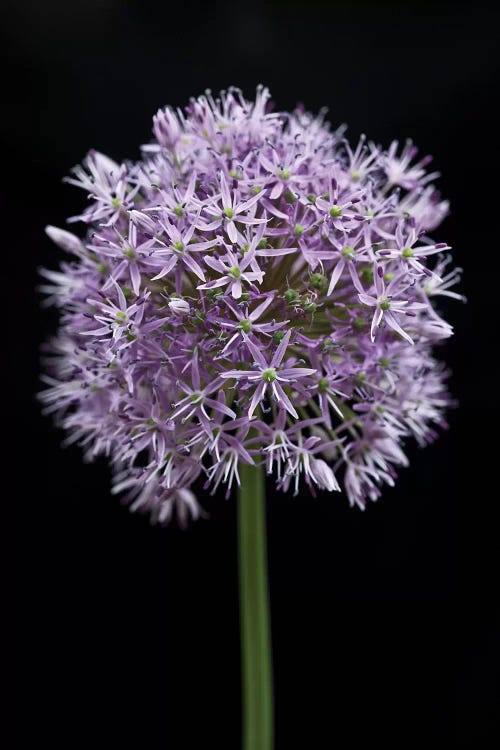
271,329,292,367
242,334,268,368
248,381,266,419
249,295,274,321
182,253,206,281
151,255,177,280
273,383,298,419
327,259,345,296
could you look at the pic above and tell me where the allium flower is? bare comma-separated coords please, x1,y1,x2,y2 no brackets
40,86,462,524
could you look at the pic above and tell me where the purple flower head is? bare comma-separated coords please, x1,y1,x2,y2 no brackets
41,86,461,524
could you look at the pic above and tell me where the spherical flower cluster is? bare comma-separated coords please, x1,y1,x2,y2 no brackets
40,86,463,525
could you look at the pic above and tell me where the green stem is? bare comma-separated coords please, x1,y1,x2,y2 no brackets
238,462,273,750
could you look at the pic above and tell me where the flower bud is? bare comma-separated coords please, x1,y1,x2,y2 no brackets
312,458,340,492
168,297,190,315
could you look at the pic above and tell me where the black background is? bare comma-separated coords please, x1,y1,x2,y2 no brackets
7,0,499,746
